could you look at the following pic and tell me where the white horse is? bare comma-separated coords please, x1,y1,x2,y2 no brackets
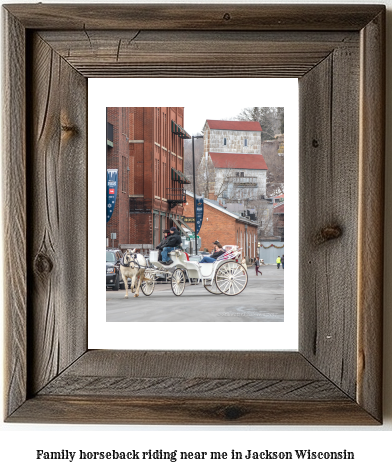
120,249,149,298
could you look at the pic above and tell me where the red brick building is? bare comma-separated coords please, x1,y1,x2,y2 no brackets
273,201,285,240
184,192,258,259
106,107,190,250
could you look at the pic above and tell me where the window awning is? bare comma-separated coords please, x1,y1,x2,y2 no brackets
177,217,194,233
171,216,193,236
171,167,191,184
171,120,191,140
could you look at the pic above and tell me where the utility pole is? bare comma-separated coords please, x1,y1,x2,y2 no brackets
192,134,203,255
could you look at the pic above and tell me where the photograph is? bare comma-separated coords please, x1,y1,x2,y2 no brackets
105,107,285,322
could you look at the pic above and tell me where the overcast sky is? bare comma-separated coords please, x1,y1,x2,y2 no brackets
183,106,246,136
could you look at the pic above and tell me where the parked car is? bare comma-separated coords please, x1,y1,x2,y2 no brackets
106,248,125,290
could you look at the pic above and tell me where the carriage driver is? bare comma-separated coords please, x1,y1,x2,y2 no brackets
161,227,182,265
156,229,170,262
199,241,225,263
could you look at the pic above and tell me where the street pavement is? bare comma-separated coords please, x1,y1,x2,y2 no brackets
106,264,284,322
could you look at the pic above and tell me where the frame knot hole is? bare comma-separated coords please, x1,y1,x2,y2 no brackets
61,111,78,140
315,225,342,245
34,252,53,275
223,13,231,21
312,139,319,148
223,405,244,420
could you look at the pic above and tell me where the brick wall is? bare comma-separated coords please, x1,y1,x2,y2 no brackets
106,107,130,248
107,107,187,249
274,212,284,240
183,194,257,257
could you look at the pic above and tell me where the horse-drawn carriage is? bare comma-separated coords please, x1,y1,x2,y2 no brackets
120,246,248,297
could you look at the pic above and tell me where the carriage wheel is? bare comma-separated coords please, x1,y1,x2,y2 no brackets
203,279,223,295
215,261,248,296
141,270,155,296
171,269,186,296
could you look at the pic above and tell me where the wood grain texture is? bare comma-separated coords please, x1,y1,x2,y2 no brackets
6,350,377,424
299,41,360,400
10,396,378,425
38,351,346,400
26,33,87,395
4,4,383,31
2,9,27,419
38,30,358,78
357,10,385,422
51,350,326,379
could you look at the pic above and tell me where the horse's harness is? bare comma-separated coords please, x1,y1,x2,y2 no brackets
121,253,150,269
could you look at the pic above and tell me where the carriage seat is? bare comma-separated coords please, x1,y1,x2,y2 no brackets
198,263,215,277
169,248,188,261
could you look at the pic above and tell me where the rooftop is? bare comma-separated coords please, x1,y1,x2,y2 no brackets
186,191,258,227
273,202,285,214
205,120,262,132
210,152,268,170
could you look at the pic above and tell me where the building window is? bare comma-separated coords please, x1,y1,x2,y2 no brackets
164,113,167,148
107,123,114,147
158,108,161,144
163,162,166,199
223,137,227,146
155,159,159,196
157,160,160,196
121,108,129,137
122,156,128,192
244,138,248,146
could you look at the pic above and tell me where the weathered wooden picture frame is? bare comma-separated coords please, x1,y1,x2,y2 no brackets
3,4,385,424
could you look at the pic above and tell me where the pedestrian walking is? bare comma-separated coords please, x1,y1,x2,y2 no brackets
255,257,262,276
281,254,284,269
241,256,248,272
276,255,281,269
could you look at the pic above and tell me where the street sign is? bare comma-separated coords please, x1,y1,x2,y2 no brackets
183,217,195,223
186,234,201,241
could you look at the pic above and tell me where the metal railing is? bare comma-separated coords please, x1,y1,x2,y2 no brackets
166,188,186,208
232,176,258,186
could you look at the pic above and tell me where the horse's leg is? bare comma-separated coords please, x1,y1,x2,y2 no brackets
134,270,144,297
122,269,129,298
131,275,137,293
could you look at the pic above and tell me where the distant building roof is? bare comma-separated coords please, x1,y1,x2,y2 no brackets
205,120,262,132
273,202,284,214
186,191,258,227
209,152,268,170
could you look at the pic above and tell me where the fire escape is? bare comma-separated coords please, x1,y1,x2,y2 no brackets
167,120,191,209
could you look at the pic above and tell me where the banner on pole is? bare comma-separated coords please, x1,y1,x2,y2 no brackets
107,169,118,223
195,196,204,235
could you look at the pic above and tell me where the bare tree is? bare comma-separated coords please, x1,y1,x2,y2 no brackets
251,199,275,239
236,107,284,197
183,137,204,195
261,140,284,196
236,107,284,141
194,155,262,203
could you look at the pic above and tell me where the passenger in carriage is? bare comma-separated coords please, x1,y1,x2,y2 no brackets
161,227,182,265
156,229,170,262
199,242,225,263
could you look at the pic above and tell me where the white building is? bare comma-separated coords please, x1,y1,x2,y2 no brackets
201,120,268,201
